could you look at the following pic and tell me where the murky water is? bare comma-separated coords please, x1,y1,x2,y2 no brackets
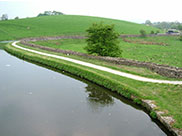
0,49,170,136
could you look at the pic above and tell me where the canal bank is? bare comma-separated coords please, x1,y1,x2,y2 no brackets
0,45,170,136
4,43,182,136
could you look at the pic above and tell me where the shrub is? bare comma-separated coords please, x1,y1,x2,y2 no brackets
139,29,147,37
85,23,122,57
150,30,155,34
150,111,157,119
134,98,142,105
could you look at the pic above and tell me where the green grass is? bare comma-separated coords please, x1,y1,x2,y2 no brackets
5,44,182,129
31,39,87,53
32,36,182,67
121,36,182,67
0,15,160,41
0,43,7,49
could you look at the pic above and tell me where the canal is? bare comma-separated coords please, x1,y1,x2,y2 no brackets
0,47,170,136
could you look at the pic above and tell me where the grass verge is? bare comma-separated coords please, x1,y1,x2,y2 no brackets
0,43,7,49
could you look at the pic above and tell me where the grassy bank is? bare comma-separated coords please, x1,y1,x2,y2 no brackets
5,44,182,129
0,15,160,41
32,36,182,67
0,43,7,49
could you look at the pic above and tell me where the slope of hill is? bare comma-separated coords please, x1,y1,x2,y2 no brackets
0,15,160,41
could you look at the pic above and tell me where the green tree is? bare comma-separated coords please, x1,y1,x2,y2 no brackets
150,30,155,34
1,14,8,20
52,11,64,15
145,20,152,25
85,23,122,57
139,29,147,37
14,16,19,19
37,11,63,17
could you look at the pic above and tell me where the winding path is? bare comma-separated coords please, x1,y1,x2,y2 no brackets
12,41,182,85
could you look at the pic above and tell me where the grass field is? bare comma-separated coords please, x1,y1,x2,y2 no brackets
0,15,160,41
32,36,182,67
5,44,182,129
122,36,182,67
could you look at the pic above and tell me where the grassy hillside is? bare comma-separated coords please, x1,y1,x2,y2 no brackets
0,15,160,41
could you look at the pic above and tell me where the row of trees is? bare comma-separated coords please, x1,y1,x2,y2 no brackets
145,20,182,31
37,11,64,17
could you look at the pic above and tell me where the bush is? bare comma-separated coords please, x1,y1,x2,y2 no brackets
150,30,155,34
150,111,157,119
139,29,147,37
85,23,122,57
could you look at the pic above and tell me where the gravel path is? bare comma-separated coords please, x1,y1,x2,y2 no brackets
12,41,182,85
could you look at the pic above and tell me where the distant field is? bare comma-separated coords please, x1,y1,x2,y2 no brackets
0,15,160,41
121,36,182,67
32,36,182,67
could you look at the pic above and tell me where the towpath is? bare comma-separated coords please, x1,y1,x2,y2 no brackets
12,41,182,85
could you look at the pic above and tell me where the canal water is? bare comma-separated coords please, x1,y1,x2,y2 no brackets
0,40,15,43
0,48,170,136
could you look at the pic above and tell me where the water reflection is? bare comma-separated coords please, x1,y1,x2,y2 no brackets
85,84,114,112
86,84,114,106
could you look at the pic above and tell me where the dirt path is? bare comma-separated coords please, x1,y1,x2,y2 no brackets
12,41,182,85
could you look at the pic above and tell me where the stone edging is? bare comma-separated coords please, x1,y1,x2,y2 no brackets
142,100,182,136
20,36,182,79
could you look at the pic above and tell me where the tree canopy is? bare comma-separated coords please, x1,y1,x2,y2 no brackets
85,23,122,57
